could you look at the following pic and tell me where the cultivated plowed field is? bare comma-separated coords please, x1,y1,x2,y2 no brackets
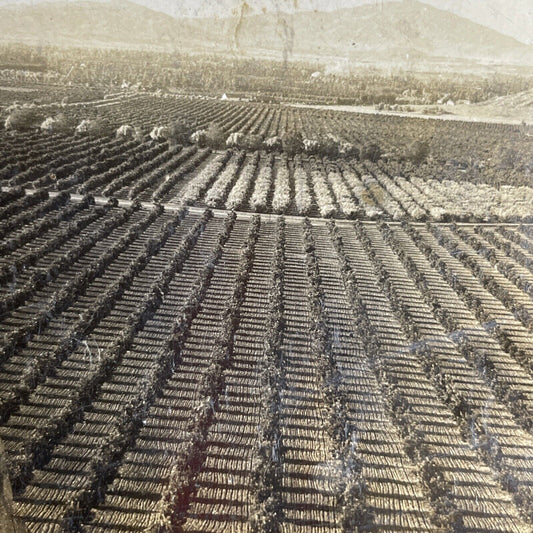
1,93,532,221
1,93,533,532
1,189,533,531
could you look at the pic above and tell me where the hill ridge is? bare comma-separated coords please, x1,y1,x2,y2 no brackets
0,0,531,64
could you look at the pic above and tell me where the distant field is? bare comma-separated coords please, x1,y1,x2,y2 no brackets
290,101,533,125
0,86,38,92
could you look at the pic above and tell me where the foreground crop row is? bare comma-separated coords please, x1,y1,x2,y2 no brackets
1,195,533,531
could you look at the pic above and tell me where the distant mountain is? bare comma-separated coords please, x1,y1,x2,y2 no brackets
0,0,179,50
0,0,531,64
196,0,533,63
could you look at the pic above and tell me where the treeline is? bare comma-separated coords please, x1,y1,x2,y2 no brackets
1,44,530,105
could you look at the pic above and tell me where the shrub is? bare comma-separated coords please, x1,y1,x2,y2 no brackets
41,113,75,134
167,119,193,146
303,139,320,154
404,139,430,164
76,118,112,137
316,136,340,158
149,126,171,141
5,107,44,131
116,124,135,138
263,136,282,151
190,129,207,146
360,142,381,162
205,122,227,149
241,133,263,151
281,131,303,156
226,132,244,147
339,142,359,158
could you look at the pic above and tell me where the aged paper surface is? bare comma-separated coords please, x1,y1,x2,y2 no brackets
0,1,532,532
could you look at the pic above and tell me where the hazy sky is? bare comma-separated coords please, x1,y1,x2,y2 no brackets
2,0,532,43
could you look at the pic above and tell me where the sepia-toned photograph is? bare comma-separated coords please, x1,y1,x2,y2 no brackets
0,0,532,531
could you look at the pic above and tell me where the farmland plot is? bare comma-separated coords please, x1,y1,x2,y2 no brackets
1,180,533,531
2,91,533,221
3,147,532,222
